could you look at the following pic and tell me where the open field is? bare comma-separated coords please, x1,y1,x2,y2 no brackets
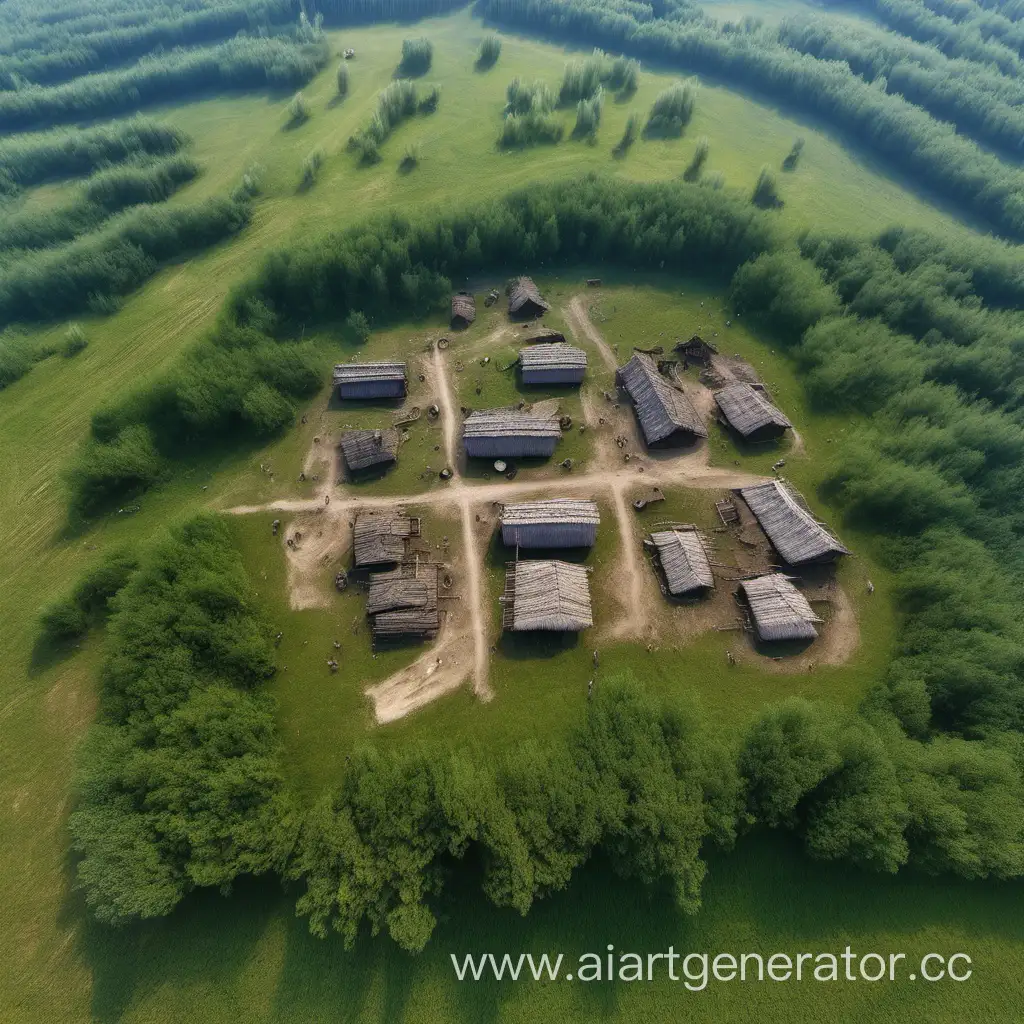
3,6,1024,1023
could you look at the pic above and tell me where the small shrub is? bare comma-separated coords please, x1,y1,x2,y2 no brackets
301,147,324,188
62,322,88,357
337,64,349,98
613,112,639,156
752,166,783,209
417,85,440,115
498,111,563,149
398,38,432,77
346,310,370,343
705,171,725,190
573,89,603,141
645,81,697,138
683,136,709,182
476,36,502,70
39,598,88,644
399,144,420,173
783,137,805,171
504,78,555,117
287,91,310,128
608,55,640,95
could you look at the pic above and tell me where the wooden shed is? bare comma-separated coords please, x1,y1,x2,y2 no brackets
500,499,600,548
617,351,708,447
501,560,593,632
648,527,714,596
333,361,407,400
508,277,550,319
339,428,399,473
714,383,792,442
739,480,849,566
739,574,822,642
451,292,476,328
520,342,588,385
675,335,718,364
352,510,421,568
367,561,441,642
462,409,562,459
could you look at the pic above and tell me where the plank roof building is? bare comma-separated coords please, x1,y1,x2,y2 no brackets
739,480,849,566
648,527,714,596
616,351,708,447
333,361,407,400
519,342,588,385
367,561,441,642
501,560,593,632
462,409,561,459
675,335,717,364
500,499,600,548
714,383,792,442
451,292,476,328
739,574,822,642
508,277,550,319
339,428,399,473
352,510,421,568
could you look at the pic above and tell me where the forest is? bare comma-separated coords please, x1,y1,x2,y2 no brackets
58,173,1024,945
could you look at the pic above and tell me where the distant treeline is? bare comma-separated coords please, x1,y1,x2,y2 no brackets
63,174,1024,941
480,0,1024,239
0,33,329,133
0,0,295,89
778,15,1024,157
0,118,186,195
312,0,470,22
0,154,198,253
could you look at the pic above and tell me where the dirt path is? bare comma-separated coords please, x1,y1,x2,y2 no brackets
459,496,492,700
607,482,647,640
567,294,618,372
432,344,459,471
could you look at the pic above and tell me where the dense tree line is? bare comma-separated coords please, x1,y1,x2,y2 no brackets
0,32,329,132
68,515,295,925
778,16,1024,157
0,155,199,253
39,547,138,644
0,118,186,196
479,0,1024,239
0,0,295,90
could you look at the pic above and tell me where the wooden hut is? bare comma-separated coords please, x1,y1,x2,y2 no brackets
352,510,421,568
451,292,476,328
739,574,822,642
339,428,399,473
648,527,714,596
520,342,588,385
333,361,407,400
508,277,550,319
367,561,441,642
500,499,600,548
501,560,593,632
675,335,717,364
714,383,792,442
739,480,849,566
616,351,708,447
462,409,561,459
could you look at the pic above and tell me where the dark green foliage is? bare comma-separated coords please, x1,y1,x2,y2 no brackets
612,112,639,156
349,80,436,162
300,148,324,188
782,136,804,171
68,516,294,925
644,81,697,137
397,37,432,77
292,679,737,951
0,330,56,389
0,118,186,194
558,49,639,104
286,91,310,128
67,425,165,518
38,547,139,644
476,35,502,70
61,323,89,357
572,89,603,140
683,135,708,181
751,166,782,209
0,154,200,253
336,63,349,97
0,33,329,132
499,78,561,147
346,310,371,343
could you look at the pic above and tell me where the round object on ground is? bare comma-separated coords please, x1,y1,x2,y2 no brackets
437,338,450,350
439,467,452,480
494,460,507,473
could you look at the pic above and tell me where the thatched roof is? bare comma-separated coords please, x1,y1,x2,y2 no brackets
462,409,561,441
714,383,791,439
508,277,550,317
501,499,600,529
649,527,714,595
617,352,708,445
366,562,438,615
451,292,476,324
333,361,407,386
501,560,593,631
520,342,588,373
352,511,420,567
339,428,399,471
739,480,849,565
740,574,821,642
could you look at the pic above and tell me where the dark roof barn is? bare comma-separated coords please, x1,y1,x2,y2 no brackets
648,527,714,596
451,292,476,328
739,574,822,642
739,480,849,565
508,277,550,319
339,428,400,472
714,383,792,441
617,351,708,446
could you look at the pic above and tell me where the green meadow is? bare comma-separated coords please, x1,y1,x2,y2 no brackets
2,8,1023,1023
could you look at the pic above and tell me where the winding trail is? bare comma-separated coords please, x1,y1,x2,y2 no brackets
567,294,619,372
